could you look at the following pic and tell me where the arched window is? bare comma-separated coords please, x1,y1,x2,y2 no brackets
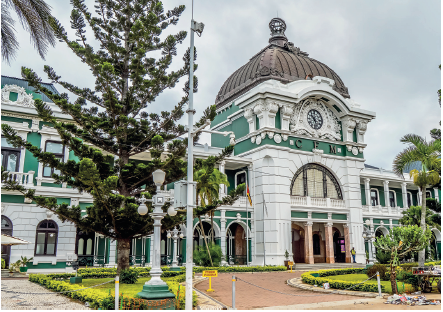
407,192,413,207
35,220,58,256
313,234,321,255
389,191,396,207
426,191,432,198
370,189,379,206
290,164,342,199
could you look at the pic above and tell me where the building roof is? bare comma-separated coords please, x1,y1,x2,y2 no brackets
215,18,350,109
1,75,60,103
364,164,379,169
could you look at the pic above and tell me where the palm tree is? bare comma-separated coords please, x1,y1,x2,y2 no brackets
399,205,441,231
393,134,441,266
1,0,56,64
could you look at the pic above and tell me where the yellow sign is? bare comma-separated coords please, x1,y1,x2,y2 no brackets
288,261,294,266
203,270,218,292
202,270,218,277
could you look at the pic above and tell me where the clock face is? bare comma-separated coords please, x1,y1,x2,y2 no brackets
307,109,323,130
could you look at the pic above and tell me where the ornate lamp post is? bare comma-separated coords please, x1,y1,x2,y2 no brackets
167,227,184,272
362,219,376,265
137,169,177,300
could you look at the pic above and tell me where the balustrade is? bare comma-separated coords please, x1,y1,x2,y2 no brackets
1,170,34,187
290,196,345,208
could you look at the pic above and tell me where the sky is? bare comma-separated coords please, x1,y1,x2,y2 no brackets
1,0,441,170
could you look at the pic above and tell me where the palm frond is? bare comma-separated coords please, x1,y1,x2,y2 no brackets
1,1,19,63
8,0,56,60
400,134,426,147
393,145,420,176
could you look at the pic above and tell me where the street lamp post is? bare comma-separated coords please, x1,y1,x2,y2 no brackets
362,219,376,265
137,169,177,300
167,227,184,272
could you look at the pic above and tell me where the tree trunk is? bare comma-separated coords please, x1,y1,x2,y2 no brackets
198,216,213,267
418,186,427,267
211,211,214,244
390,252,398,294
117,238,131,273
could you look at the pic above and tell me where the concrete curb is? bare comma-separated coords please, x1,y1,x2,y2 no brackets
287,278,390,298
191,277,228,310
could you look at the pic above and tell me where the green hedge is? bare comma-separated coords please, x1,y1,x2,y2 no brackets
47,270,182,280
301,269,386,293
29,273,196,309
193,265,287,273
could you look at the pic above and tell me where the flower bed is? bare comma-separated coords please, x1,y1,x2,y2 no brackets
301,268,386,293
29,273,196,309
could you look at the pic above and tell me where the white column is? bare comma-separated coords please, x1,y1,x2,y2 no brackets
149,234,154,266
249,163,256,262
383,180,390,207
220,209,227,265
401,182,408,208
434,188,439,202
108,240,117,266
418,188,422,205
219,160,226,198
364,178,371,206
369,218,375,260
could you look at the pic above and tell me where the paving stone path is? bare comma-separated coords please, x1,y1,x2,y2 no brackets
194,271,367,310
1,279,90,310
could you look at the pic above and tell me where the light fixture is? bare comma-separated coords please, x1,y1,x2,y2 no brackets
167,206,177,216
229,133,236,146
179,233,184,239
152,169,166,186
167,232,171,239
138,195,148,215
365,219,371,226
363,233,367,239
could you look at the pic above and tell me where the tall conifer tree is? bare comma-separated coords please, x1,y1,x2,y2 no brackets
2,0,244,271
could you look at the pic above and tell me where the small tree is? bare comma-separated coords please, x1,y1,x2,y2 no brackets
374,225,431,294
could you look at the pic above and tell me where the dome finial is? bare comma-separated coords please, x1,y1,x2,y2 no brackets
269,18,288,45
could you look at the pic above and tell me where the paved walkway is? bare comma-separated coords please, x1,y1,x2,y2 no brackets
194,271,367,310
1,279,90,310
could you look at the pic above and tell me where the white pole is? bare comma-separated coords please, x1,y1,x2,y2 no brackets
185,8,196,310
115,275,119,310
246,171,249,266
263,193,266,267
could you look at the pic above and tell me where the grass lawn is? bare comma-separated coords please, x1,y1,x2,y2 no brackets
326,274,413,294
79,277,152,297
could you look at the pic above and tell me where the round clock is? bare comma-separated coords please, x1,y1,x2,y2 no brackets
307,109,323,130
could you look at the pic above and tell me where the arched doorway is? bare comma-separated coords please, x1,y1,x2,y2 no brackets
1,216,13,267
226,223,246,265
291,224,305,263
333,230,345,263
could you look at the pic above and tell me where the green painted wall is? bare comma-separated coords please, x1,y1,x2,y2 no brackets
1,194,25,203
41,182,62,188
56,198,70,205
392,188,403,208
211,116,249,148
392,220,399,224
232,134,363,158
1,116,32,128
361,184,366,206
275,109,281,129
291,211,308,218
225,167,248,194
211,103,239,127
372,186,385,206
23,132,41,184
410,190,418,206
27,262,67,269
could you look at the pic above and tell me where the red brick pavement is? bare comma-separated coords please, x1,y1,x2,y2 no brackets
194,271,367,310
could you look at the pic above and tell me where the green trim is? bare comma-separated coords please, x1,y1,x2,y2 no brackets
1,194,25,203
291,211,308,218
27,262,67,269
392,220,399,225
23,132,41,185
41,182,62,188
312,212,328,219
361,184,366,206
331,214,347,220
1,115,32,128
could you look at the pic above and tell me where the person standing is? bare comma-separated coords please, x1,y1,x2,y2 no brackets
351,247,356,263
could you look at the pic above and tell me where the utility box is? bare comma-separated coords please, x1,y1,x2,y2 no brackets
174,180,197,208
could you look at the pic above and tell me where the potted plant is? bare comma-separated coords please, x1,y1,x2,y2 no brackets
8,264,15,277
284,250,290,269
19,256,33,273
13,260,21,272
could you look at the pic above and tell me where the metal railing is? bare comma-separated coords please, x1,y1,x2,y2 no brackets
228,255,247,265
130,255,146,267
77,255,106,267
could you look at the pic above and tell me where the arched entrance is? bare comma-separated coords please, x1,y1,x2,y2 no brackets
291,223,305,263
333,229,345,263
226,222,246,265
75,228,94,266
1,216,13,267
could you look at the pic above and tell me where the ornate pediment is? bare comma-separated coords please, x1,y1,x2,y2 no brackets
289,99,341,141
1,84,35,108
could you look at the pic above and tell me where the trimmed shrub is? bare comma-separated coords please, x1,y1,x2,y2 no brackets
301,270,386,293
120,268,138,284
367,264,389,281
193,243,223,267
1,258,5,269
